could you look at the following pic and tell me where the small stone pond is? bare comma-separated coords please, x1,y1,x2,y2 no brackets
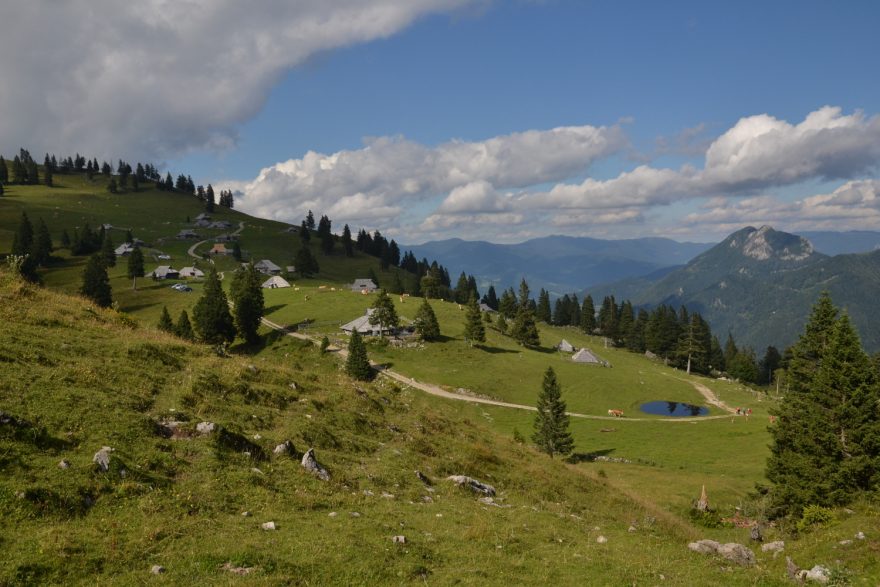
639,401,709,417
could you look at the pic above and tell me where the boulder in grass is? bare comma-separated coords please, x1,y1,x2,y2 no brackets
689,540,755,567
688,539,720,555
392,535,406,544
301,448,330,481
799,565,830,584
761,541,784,554
446,475,495,496
261,521,276,531
196,421,215,435
273,440,295,456
150,565,165,575
93,446,114,472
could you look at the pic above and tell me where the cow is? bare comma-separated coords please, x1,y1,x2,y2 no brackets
607,409,624,418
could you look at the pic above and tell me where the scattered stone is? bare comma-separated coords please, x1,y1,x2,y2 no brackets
392,535,406,544
696,484,709,512
58,459,71,469
221,562,255,575
750,524,763,542
350,512,361,518
328,512,338,517
301,448,330,481
478,496,498,506
761,541,784,553
628,526,638,533
688,540,755,567
688,539,720,555
93,446,114,472
599,428,616,432
273,440,294,456
786,557,801,582
381,492,395,499
196,421,215,435
241,511,251,517
446,475,496,497
838,539,853,546
363,489,374,496
260,521,276,531
798,565,831,584
289,382,297,390
251,468,263,475
717,543,756,567
416,470,432,486
855,531,865,540
421,496,433,503
596,535,608,544
252,434,262,440
150,565,165,575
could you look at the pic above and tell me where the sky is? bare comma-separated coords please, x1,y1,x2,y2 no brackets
2,0,879,244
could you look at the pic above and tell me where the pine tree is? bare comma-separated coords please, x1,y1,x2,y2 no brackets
192,268,236,344
44,164,53,187
454,272,470,304
536,289,552,323
496,313,508,334
580,295,596,334
11,211,34,256
305,210,316,230
413,298,441,341
388,271,404,295
205,184,215,212
345,330,373,381
786,292,838,394
463,295,486,345
100,231,116,267
158,306,174,333
341,224,354,257
767,312,880,517
482,285,499,310
510,279,540,347
532,367,575,459
0,156,7,183
369,289,399,335
127,247,145,290
60,229,71,249
294,246,319,277
32,218,53,266
232,263,265,344
80,254,112,308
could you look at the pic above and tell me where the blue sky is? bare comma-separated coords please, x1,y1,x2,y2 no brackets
3,1,879,242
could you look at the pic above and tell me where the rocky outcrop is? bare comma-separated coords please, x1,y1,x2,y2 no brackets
446,475,495,496
688,539,755,567
93,446,113,472
301,448,330,481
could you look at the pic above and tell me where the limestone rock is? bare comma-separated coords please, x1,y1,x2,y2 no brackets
273,440,295,456
628,526,638,533
688,539,720,555
261,521,276,531
761,541,784,553
838,539,852,546
446,475,495,497
750,525,763,542
196,421,215,435
93,446,113,472
798,565,830,584
696,484,709,512
58,459,71,469
301,448,329,481
150,565,165,575
786,557,801,581
596,535,608,544
716,542,756,567
855,531,865,540
221,562,255,575
328,512,338,517
241,511,251,517
392,535,406,544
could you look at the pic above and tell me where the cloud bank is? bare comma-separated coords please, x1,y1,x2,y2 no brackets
0,0,476,161
234,106,880,241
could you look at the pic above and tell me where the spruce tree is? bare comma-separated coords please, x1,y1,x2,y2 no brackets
32,218,53,266
0,156,7,183
345,330,373,381
581,295,596,334
295,246,319,276
232,240,243,262
463,295,486,345
767,312,880,517
786,292,838,394
158,306,174,333
341,224,354,257
496,313,508,334
60,229,71,249
127,247,145,290
192,268,236,344
80,254,112,308
369,289,399,335
232,263,265,344
483,285,499,310
536,289,552,323
532,367,574,459
413,298,441,341
175,310,195,341
11,212,34,256
100,231,116,267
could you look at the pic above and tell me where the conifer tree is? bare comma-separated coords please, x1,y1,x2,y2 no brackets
498,287,518,318
345,330,373,381
305,210,316,230
127,247,145,290
341,224,354,257
80,254,112,308
294,246,319,277
483,285,499,311
232,263,265,344
100,231,116,267
580,295,596,333
767,311,880,517
299,221,311,243
786,292,838,394
510,279,539,347
496,313,508,334
60,229,71,249
532,367,574,459
32,218,53,266
536,289,552,323
158,306,174,333
11,211,34,256
369,289,399,335
192,268,236,344
454,272,470,304
44,164,53,187
388,271,404,295
0,156,7,183
413,298,441,341
463,295,486,345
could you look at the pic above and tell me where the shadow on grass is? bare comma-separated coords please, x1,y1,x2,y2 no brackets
264,304,286,314
477,346,519,355
565,448,616,464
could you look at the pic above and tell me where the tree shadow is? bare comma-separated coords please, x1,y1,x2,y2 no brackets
264,304,286,315
565,448,616,464
477,346,519,354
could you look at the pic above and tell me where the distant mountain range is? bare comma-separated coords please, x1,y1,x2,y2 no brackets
402,235,712,296
588,226,880,353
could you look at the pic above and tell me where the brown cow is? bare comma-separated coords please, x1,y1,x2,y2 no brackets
607,409,624,418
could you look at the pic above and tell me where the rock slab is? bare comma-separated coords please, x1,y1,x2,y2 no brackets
301,448,330,481
446,475,496,496
688,539,755,567
93,446,113,472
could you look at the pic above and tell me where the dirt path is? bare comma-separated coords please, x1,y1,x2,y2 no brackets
665,374,736,414
187,221,245,260
259,316,732,423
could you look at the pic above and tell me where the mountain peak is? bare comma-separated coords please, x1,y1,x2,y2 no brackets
726,225,815,262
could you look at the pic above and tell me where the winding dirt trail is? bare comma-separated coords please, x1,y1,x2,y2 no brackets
259,316,733,423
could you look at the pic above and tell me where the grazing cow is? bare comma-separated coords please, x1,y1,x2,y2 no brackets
607,409,624,418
